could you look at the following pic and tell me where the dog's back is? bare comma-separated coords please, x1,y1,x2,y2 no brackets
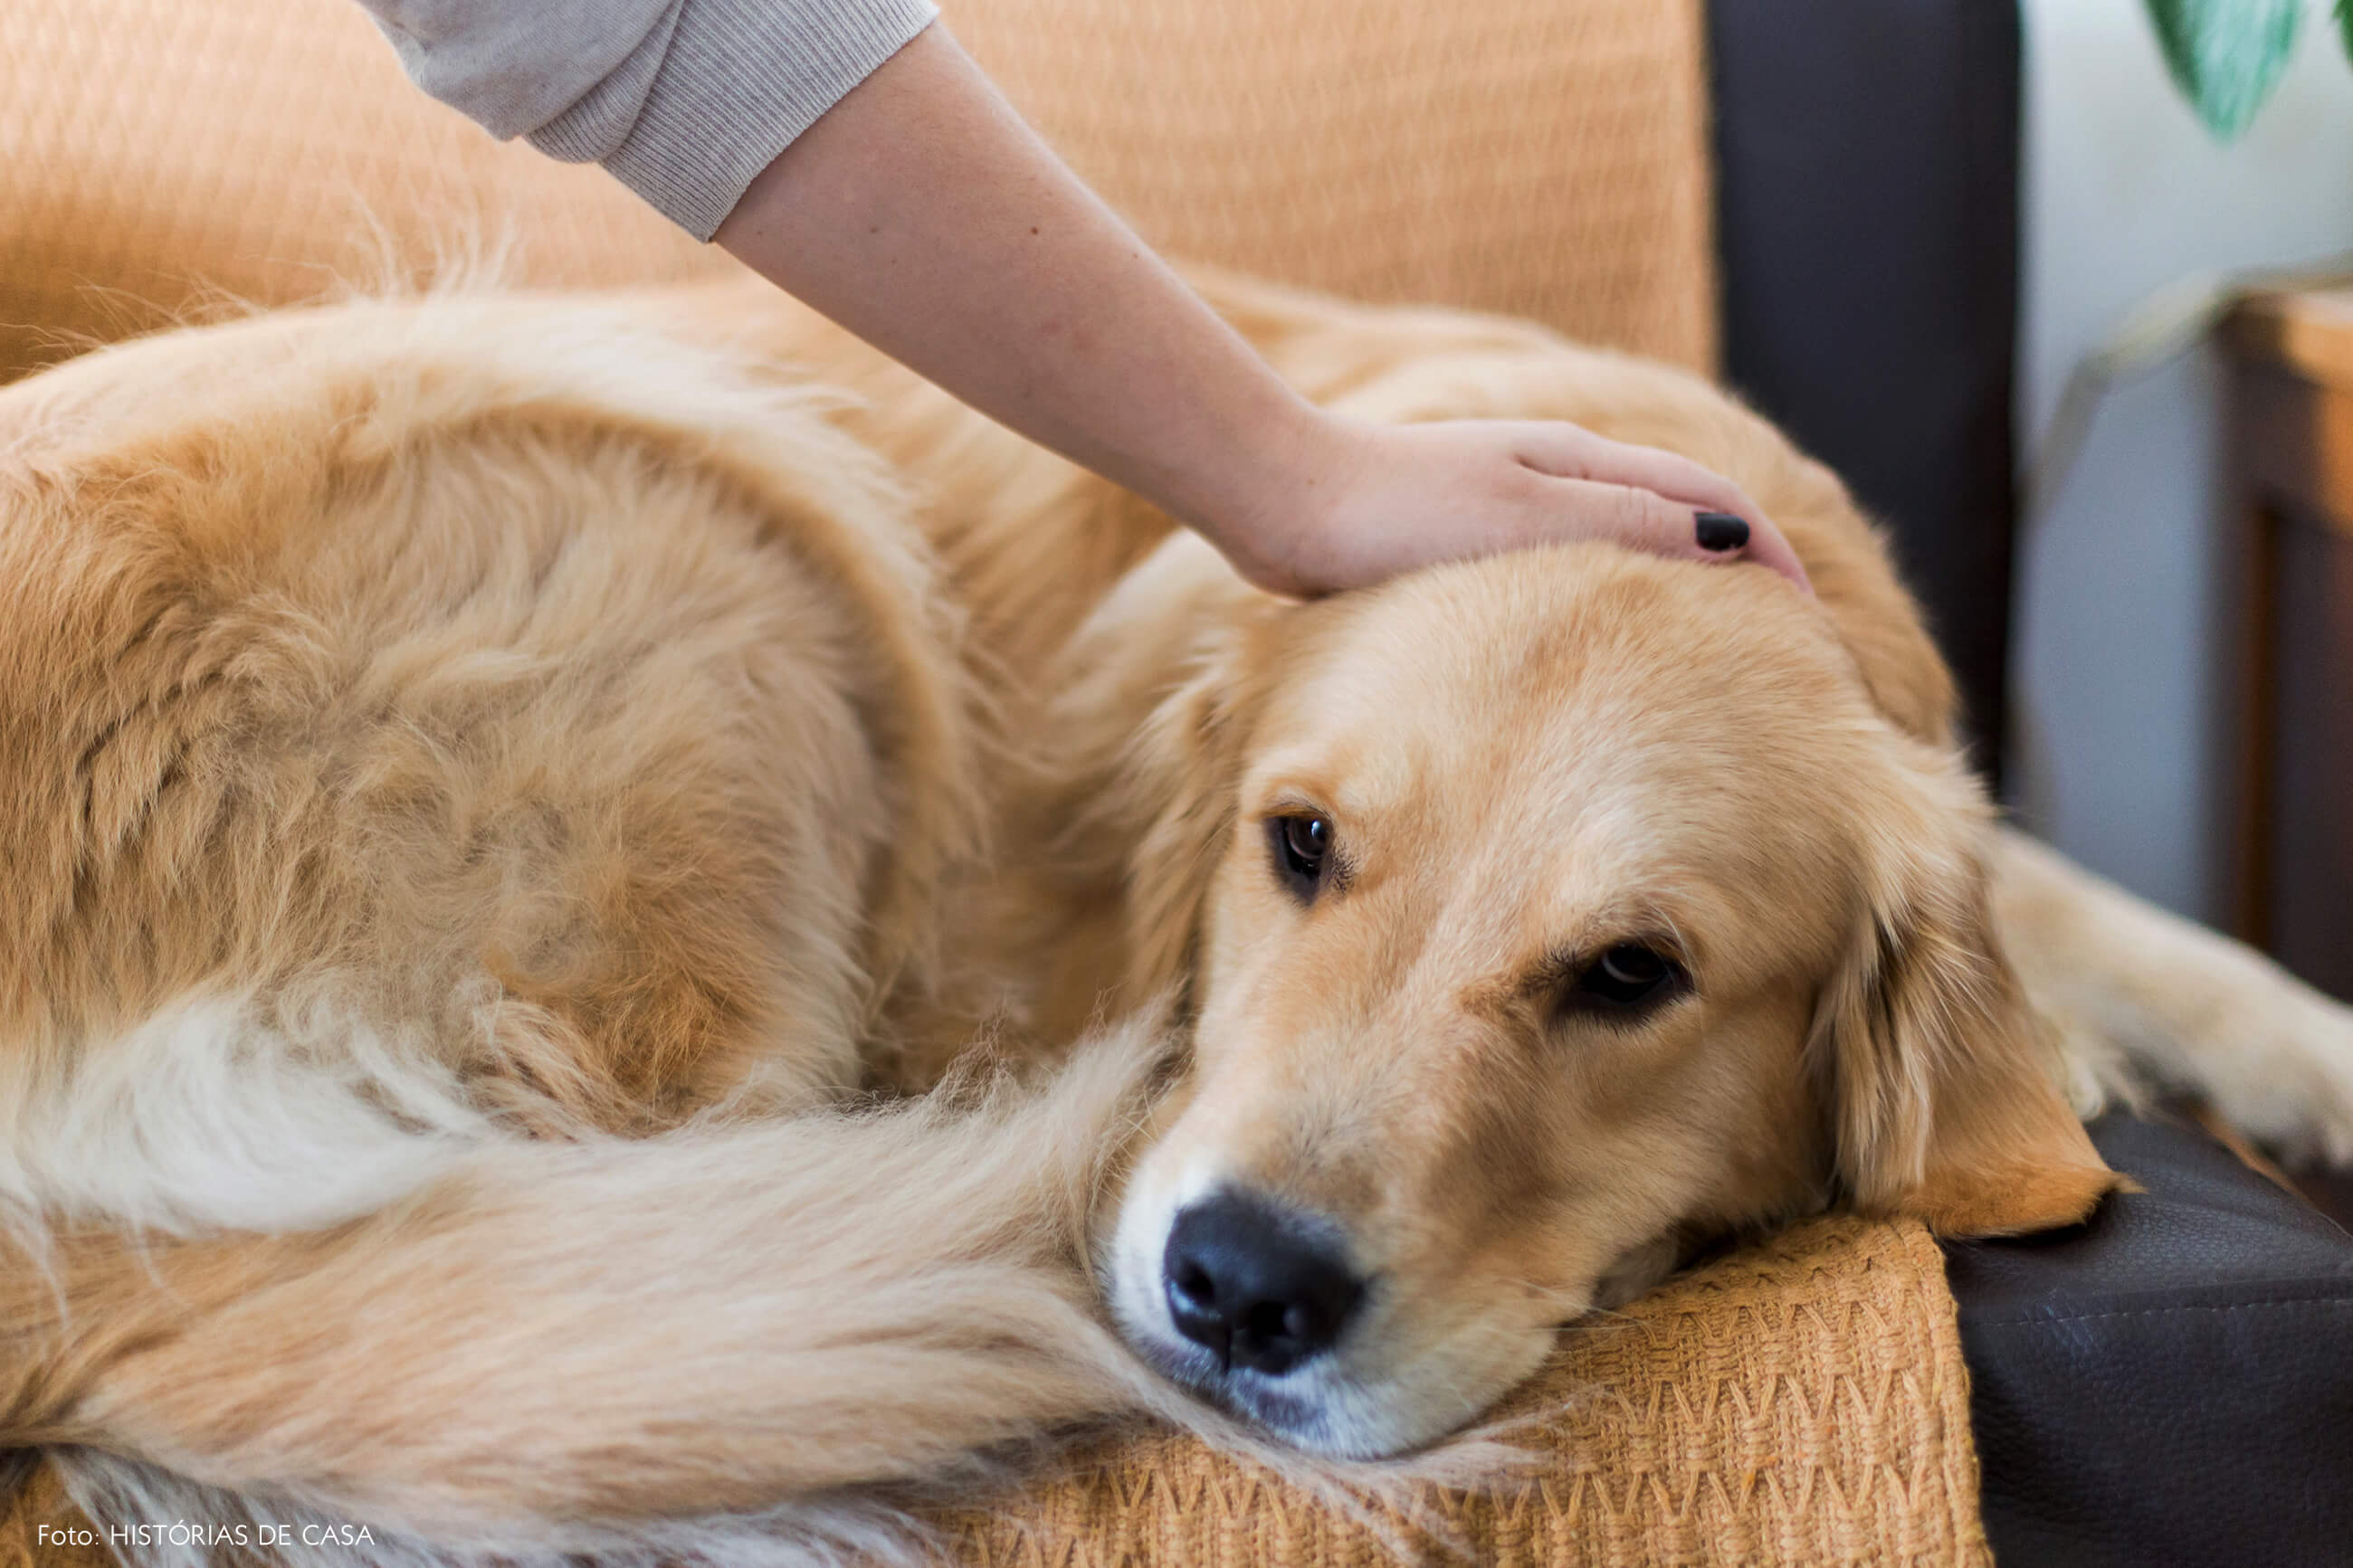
0,298,991,1133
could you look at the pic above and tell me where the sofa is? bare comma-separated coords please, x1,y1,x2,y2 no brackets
3,1,2348,1563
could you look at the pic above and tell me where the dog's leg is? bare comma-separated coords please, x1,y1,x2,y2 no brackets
1992,826,2353,1167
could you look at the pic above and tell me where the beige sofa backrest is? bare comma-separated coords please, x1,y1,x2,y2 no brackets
0,0,1715,383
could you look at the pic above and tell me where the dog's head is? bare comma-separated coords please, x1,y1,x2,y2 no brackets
1063,536,2112,1457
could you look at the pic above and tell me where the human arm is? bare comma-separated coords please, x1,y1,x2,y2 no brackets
360,5,1808,595
712,25,1808,596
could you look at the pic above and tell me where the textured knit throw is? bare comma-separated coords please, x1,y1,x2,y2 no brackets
944,1219,1991,1567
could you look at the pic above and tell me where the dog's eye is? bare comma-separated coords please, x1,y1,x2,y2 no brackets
1267,814,1332,901
1560,943,1685,1018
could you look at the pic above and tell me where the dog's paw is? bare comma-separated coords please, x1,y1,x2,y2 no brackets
2243,985,2353,1171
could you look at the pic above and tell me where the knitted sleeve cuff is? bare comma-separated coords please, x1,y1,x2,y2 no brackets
368,0,941,242
527,0,939,240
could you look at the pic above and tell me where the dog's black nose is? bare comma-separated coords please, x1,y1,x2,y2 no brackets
1162,1191,1365,1376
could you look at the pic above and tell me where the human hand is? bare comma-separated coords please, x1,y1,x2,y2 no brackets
1222,413,1813,600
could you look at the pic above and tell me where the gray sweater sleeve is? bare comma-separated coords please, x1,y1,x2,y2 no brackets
363,0,939,240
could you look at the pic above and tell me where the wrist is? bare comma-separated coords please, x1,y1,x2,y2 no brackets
1183,400,1361,598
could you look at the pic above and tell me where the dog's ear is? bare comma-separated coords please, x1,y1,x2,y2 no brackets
1111,629,1264,1001
1815,745,2117,1238
1038,534,1279,1003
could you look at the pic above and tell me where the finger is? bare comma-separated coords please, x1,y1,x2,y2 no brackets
1725,508,1814,595
1505,423,1750,511
1510,425,1812,594
1681,500,1813,594
1526,474,1815,594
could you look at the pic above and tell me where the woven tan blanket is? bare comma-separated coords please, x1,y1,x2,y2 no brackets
0,2,1988,1561
944,1219,1989,1566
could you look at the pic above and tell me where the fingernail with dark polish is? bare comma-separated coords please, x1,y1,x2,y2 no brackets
1695,512,1750,552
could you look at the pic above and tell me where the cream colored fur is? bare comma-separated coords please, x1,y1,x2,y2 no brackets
1,275,2347,1560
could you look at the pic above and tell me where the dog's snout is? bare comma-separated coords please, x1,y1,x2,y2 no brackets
1161,1192,1364,1376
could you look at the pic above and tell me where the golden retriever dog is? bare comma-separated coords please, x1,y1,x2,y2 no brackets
2,272,2348,1560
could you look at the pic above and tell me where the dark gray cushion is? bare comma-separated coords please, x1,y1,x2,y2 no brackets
1946,1114,2353,1567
